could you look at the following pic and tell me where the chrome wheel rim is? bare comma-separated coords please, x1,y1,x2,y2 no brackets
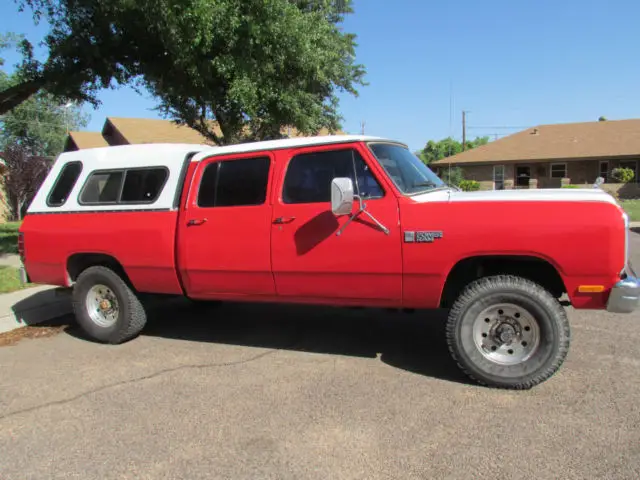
86,284,119,328
472,303,540,365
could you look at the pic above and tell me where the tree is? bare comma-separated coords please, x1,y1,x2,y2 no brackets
1,35,88,156
599,116,607,121
3,0,366,145
1,144,51,220
418,136,489,165
0,35,88,219
438,166,464,186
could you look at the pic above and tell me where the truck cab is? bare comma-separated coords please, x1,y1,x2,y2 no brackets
19,135,639,389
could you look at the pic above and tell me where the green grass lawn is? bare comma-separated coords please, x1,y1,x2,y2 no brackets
621,200,640,222
0,222,21,255
0,266,33,294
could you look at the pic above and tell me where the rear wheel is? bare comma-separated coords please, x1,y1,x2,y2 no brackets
446,275,570,389
72,266,147,344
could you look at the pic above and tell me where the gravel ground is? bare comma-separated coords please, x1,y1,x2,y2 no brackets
1,234,639,479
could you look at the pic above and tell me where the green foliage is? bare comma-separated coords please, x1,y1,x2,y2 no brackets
612,167,635,183
1,32,89,156
0,222,20,255
439,166,464,186
459,179,480,191
621,199,640,222
418,136,489,165
4,0,366,145
561,184,581,188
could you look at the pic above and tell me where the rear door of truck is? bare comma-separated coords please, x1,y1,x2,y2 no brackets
176,150,276,299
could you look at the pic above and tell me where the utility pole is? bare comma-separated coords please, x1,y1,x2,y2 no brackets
360,120,366,135
462,110,468,150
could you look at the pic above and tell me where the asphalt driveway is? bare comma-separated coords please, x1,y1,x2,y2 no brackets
1,234,640,479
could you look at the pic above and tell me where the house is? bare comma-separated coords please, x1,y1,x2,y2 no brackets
430,118,640,197
63,117,345,152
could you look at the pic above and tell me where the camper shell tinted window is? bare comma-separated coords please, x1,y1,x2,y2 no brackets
47,161,83,207
79,167,169,205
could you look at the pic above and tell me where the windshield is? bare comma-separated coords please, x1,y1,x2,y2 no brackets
367,142,447,195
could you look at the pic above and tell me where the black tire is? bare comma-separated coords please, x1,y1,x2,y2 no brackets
72,265,147,344
446,274,570,389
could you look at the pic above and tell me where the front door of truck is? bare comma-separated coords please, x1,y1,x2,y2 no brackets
177,151,276,298
270,143,402,303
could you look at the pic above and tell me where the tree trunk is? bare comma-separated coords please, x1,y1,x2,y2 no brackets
0,78,46,115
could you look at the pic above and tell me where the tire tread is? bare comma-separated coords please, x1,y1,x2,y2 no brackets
72,265,147,344
445,274,570,390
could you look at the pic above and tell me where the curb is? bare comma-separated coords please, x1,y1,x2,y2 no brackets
0,286,73,335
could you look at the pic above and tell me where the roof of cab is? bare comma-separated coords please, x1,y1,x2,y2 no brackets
189,135,402,162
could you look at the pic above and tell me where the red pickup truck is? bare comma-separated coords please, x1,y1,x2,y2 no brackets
18,135,638,389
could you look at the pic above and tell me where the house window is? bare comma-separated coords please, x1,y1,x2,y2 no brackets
550,163,567,178
599,161,609,183
197,156,271,208
619,160,638,183
493,165,505,190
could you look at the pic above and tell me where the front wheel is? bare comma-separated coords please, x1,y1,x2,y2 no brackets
446,275,570,389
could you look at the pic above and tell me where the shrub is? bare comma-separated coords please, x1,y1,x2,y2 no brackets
611,167,635,183
459,179,481,191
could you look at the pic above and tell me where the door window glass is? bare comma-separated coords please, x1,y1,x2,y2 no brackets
197,156,270,207
283,148,383,204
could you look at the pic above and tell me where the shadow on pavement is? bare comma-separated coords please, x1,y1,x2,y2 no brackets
56,297,471,386
10,288,72,327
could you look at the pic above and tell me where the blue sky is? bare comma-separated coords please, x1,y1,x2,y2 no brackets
2,0,640,151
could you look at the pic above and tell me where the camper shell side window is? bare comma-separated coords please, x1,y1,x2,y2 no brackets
47,161,84,207
78,166,169,206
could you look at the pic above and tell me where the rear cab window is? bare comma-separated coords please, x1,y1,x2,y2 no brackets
79,167,169,205
197,156,271,207
47,161,83,207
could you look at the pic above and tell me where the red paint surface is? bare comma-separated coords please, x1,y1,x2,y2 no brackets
20,141,627,311
21,211,183,294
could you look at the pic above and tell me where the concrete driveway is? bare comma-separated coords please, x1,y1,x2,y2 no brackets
1,236,640,479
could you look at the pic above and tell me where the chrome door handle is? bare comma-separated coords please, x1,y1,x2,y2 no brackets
187,218,208,226
273,216,296,224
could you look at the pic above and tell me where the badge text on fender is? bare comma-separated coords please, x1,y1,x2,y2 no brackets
404,231,443,243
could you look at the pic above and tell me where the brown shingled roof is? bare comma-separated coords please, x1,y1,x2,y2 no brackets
104,117,217,145
64,117,347,152
67,131,109,150
105,117,344,144
432,118,640,165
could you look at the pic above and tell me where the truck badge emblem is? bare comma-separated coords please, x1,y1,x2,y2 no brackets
404,231,443,243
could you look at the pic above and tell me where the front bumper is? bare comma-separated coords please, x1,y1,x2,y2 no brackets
607,265,640,313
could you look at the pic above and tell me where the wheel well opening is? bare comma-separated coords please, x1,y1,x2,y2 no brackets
67,253,131,286
440,256,567,308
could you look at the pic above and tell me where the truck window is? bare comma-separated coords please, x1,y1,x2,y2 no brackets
79,171,124,204
47,161,83,207
197,156,270,207
282,148,383,204
120,168,169,203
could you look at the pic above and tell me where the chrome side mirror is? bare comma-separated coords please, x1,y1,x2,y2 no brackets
331,177,354,216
